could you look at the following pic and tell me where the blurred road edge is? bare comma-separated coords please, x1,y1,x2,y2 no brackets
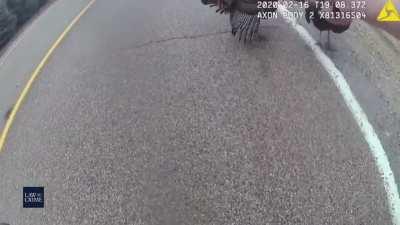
0,0,97,153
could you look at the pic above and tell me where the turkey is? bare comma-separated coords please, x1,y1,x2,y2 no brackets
305,1,351,50
201,0,278,42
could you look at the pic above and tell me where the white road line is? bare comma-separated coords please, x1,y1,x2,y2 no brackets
276,4,400,225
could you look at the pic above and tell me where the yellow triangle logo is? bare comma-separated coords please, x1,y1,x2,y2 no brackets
377,0,400,22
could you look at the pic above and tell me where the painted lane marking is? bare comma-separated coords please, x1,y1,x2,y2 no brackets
0,0,97,152
276,4,400,225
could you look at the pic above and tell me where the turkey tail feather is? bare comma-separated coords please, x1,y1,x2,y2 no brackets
230,10,260,41
201,0,233,13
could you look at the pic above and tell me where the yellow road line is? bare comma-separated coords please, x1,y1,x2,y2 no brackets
0,0,97,152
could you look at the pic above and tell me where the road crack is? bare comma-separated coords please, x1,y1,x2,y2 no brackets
126,30,231,50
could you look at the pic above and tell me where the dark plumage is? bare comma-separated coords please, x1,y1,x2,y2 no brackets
201,0,278,42
305,1,351,50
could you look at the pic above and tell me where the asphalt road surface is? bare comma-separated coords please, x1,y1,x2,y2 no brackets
0,0,399,224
